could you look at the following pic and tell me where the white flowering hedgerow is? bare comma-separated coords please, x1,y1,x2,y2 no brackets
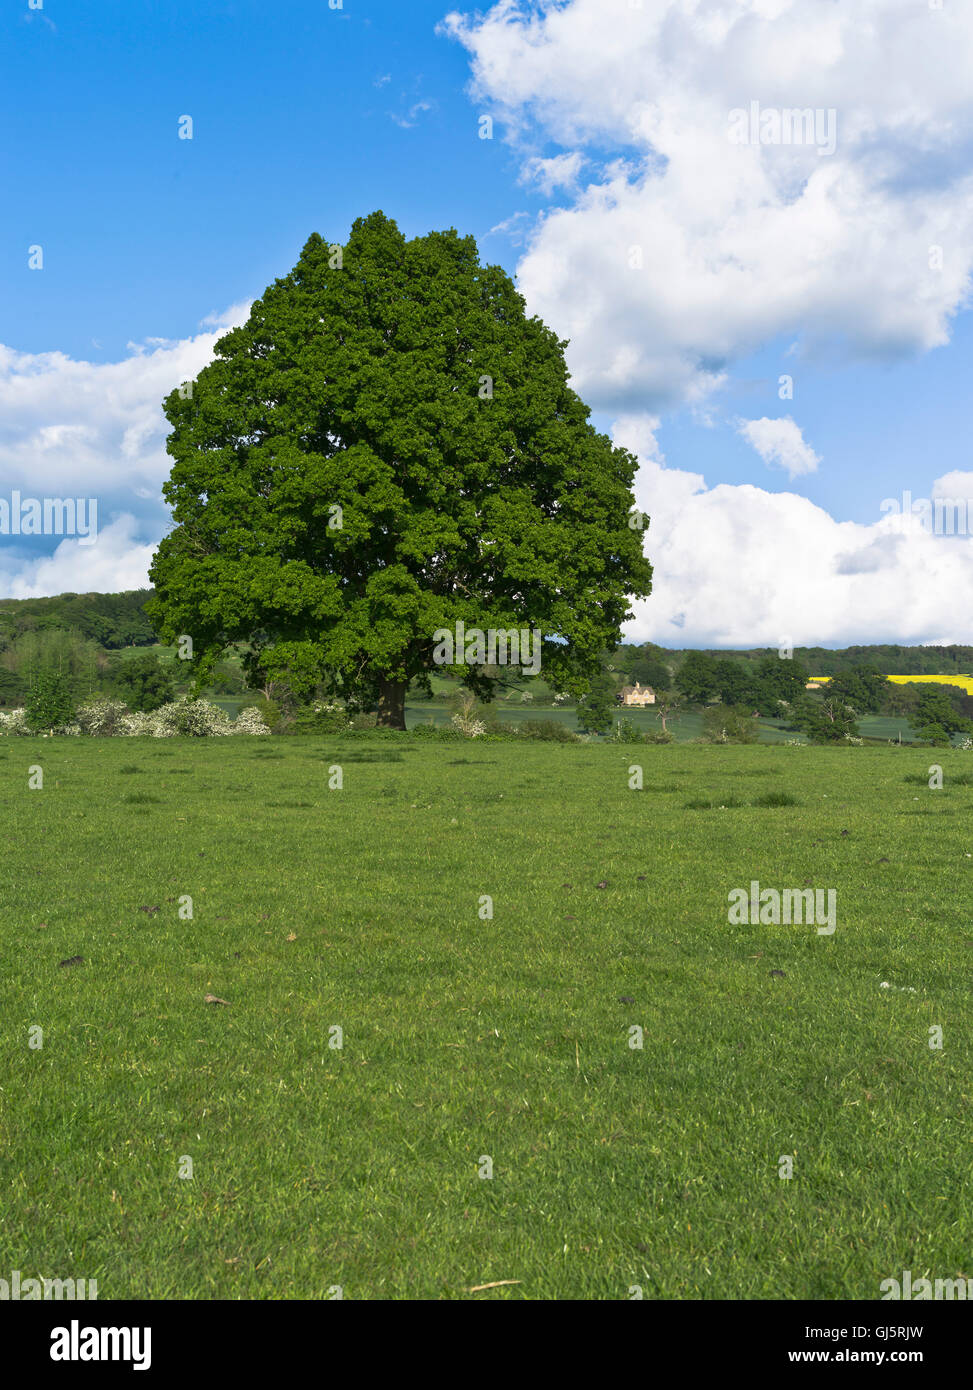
231,706,272,736
0,696,269,737
451,712,485,738
75,699,131,736
0,709,31,735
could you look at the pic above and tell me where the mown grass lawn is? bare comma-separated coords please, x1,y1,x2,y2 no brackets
0,737,970,1299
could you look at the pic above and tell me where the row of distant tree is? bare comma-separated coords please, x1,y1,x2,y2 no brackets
1,589,972,744
664,643,973,677
615,640,973,686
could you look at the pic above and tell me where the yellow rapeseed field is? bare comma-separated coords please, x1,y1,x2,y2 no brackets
809,674,973,693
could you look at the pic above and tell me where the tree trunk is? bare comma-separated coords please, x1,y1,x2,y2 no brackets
377,678,407,730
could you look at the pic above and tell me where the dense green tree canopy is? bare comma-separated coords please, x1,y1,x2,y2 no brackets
626,653,671,690
25,670,76,733
675,651,720,703
576,671,617,735
909,690,973,744
676,651,808,713
750,654,809,713
109,651,175,712
826,665,887,714
712,658,757,707
0,590,154,649
147,212,652,726
794,695,860,743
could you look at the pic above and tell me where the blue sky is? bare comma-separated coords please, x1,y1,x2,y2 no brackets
3,0,973,645
3,2,522,356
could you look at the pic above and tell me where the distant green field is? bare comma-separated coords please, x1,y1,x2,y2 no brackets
407,702,921,744
209,696,252,718
857,714,922,743
1,737,969,1299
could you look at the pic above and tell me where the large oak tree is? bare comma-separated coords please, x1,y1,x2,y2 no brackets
148,212,653,727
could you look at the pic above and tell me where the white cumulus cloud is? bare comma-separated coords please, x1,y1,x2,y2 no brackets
518,151,585,196
0,304,250,598
445,0,973,645
738,416,820,477
615,414,973,647
0,515,159,600
445,0,973,412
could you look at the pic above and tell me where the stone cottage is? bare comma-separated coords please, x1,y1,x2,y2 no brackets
618,681,656,707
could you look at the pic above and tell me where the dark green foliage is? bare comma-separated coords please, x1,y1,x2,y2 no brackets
794,643,973,676
702,706,759,743
608,717,648,743
749,655,809,712
576,672,617,733
881,681,922,716
209,659,249,695
908,690,973,744
291,703,351,735
605,718,673,745
911,728,950,750
409,722,465,741
675,651,720,703
348,712,380,731
672,642,973,677
612,642,671,690
701,655,808,715
516,719,580,742
0,667,26,707
24,669,77,731
0,590,155,649
881,680,973,721
712,658,757,707
109,652,175,712
147,212,652,728
792,696,860,743
826,665,888,714
3,627,101,705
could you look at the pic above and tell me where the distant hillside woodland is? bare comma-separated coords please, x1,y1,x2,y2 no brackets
1,588,972,743
0,589,156,648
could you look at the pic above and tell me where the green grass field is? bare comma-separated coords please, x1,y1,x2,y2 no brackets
1,737,970,1299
